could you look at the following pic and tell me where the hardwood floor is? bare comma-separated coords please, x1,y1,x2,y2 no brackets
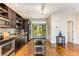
16,39,79,56
16,40,33,56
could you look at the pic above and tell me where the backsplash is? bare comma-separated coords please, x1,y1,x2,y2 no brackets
0,28,16,35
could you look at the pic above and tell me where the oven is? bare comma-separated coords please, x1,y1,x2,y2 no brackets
0,39,15,56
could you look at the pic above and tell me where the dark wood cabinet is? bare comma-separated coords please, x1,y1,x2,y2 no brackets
8,8,17,28
0,4,30,53
0,3,8,19
0,3,16,28
23,19,30,41
15,35,26,50
0,3,26,28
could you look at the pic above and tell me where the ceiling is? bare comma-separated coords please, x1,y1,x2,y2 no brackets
5,3,79,19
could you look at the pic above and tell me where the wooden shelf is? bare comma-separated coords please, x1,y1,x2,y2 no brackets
0,3,8,14
0,16,11,28
0,17,10,22
0,7,7,13
0,25,11,28
0,3,27,29
33,38,45,55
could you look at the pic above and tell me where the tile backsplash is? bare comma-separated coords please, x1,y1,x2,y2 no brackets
0,28,16,35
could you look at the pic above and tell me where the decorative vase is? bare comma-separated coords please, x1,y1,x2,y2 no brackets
59,31,62,36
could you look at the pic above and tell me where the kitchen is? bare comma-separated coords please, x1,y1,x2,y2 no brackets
0,3,30,56
1,3,79,56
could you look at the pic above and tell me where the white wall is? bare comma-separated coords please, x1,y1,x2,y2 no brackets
50,13,67,44
47,16,51,41
73,13,79,44
48,12,76,44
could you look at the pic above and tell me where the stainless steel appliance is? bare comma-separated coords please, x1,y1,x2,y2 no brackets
0,39,15,56
33,38,45,56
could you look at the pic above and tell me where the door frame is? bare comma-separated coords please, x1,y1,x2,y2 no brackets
67,21,73,43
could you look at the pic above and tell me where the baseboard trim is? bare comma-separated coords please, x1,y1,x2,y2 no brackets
68,41,73,43
68,41,79,46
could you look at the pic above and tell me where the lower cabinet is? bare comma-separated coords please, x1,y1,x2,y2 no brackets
15,36,27,50
15,39,21,50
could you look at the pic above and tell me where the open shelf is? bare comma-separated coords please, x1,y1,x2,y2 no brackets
0,17,10,22
34,46,44,47
34,47,45,54
0,4,8,19
0,16,11,28
34,39,44,46
0,8,7,13
0,4,8,13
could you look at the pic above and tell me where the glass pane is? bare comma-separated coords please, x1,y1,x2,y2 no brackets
2,43,11,55
32,24,46,38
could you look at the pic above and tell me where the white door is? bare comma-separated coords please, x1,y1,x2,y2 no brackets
67,21,73,43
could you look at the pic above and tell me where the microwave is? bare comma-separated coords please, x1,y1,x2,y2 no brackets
0,39,15,56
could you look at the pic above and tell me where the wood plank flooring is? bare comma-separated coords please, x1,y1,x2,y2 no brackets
16,40,79,56
16,40,33,56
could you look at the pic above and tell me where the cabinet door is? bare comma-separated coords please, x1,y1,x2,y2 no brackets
8,8,16,28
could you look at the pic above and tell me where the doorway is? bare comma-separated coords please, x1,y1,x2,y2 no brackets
67,21,73,43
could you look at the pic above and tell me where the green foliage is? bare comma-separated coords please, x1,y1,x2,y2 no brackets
32,24,46,37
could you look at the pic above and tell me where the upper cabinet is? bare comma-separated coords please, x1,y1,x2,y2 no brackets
0,3,25,28
8,8,16,28
16,14,24,30
0,3,10,28
0,3,8,19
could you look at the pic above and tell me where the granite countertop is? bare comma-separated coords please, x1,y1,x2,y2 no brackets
0,32,28,43
0,37,14,45
10,32,28,39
